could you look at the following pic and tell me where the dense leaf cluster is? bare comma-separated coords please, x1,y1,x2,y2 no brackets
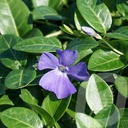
0,0,128,127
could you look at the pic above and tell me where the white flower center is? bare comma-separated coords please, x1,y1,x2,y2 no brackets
58,65,68,73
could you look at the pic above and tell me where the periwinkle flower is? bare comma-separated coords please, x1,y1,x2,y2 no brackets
81,26,102,39
38,49,89,99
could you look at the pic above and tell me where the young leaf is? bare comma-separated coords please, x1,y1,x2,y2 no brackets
0,35,27,70
5,68,36,89
13,36,62,53
77,0,112,33
88,49,125,71
115,76,128,98
76,112,102,128
42,93,71,121
95,104,120,128
0,0,32,37
1,107,43,128
86,74,113,114
0,95,14,106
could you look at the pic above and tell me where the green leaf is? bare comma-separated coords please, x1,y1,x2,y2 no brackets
5,68,36,89
42,93,71,121
86,74,113,114
0,0,32,37
20,89,55,126
77,0,112,33
13,36,62,53
20,89,38,105
32,5,64,20
95,104,120,128
23,28,43,39
1,107,43,128
0,35,27,70
115,76,128,98
119,108,128,128
67,37,98,63
0,95,14,106
105,26,128,40
116,0,128,16
88,49,125,71
74,9,89,30
32,0,67,10
76,112,102,128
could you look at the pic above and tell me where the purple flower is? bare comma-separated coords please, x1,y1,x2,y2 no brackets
38,49,89,99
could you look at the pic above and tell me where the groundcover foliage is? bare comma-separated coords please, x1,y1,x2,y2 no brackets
0,0,128,127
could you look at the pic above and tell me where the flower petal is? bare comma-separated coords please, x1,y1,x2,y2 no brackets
81,26,97,36
38,52,59,70
56,49,78,66
67,62,90,81
39,69,76,99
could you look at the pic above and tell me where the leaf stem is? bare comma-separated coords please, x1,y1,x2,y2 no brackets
101,38,124,56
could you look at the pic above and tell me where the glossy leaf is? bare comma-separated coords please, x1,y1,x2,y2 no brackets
67,37,98,63
115,76,128,98
42,93,71,121
88,49,125,71
13,36,62,53
95,104,120,128
86,74,113,114
105,26,128,40
76,112,102,128
77,0,112,33
1,107,43,128
5,68,36,89
32,6,63,20
119,108,128,128
0,95,14,106
0,35,27,70
0,0,32,37
20,89,55,126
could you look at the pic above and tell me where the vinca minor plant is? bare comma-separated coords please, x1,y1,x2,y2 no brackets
0,0,128,128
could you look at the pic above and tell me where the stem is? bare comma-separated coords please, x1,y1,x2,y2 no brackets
101,38,124,56
45,30,63,37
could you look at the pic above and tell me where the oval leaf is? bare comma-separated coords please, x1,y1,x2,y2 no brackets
42,93,71,121
105,26,128,40
76,112,102,128
88,49,125,71
13,36,62,53
5,68,36,89
1,107,43,128
95,104,120,128
115,76,128,98
0,35,27,69
32,6,63,20
0,0,32,36
86,74,113,114
77,0,112,33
